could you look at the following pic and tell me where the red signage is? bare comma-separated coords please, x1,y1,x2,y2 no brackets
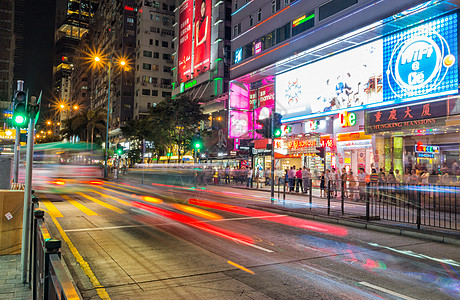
288,139,334,150
193,0,212,75
178,0,193,82
258,84,275,108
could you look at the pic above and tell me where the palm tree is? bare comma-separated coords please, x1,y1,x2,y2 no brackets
63,108,107,148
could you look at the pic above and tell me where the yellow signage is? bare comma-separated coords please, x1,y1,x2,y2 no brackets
337,131,371,141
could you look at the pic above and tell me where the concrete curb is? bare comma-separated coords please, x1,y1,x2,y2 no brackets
248,204,460,246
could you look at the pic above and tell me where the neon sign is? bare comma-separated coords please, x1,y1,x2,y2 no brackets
234,48,243,64
415,143,439,153
339,111,356,127
384,14,458,101
287,139,333,150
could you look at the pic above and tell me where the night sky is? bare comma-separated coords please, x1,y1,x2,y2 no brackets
22,0,56,116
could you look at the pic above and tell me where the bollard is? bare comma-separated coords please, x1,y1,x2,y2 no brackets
416,189,421,229
309,179,312,209
283,178,286,206
44,239,62,300
327,180,331,215
29,196,40,287
32,209,45,300
366,183,370,222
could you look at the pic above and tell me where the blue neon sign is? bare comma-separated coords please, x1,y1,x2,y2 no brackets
234,48,243,64
383,14,458,102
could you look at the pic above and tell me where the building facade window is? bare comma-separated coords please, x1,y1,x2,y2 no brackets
143,50,152,57
154,52,159,58
152,64,159,71
162,41,168,47
142,63,151,70
142,89,150,95
152,90,158,96
163,66,171,72
162,91,172,98
249,14,253,27
257,9,262,22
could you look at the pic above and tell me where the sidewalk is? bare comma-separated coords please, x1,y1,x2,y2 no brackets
0,255,32,299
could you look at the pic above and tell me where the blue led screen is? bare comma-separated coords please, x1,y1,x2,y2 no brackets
383,13,458,102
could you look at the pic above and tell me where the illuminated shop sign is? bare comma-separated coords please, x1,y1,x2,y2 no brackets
415,143,439,153
416,153,435,158
277,13,458,122
234,48,243,64
254,41,262,55
292,13,314,28
339,111,356,127
287,139,333,150
384,14,458,102
365,99,460,133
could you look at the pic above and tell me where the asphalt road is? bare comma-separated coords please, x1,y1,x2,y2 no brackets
39,181,460,300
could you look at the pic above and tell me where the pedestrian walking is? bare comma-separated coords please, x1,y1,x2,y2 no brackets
296,167,303,192
302,167,310,193
288,166,296,192
320,171,326,197
247,167,253,188
358,168,367,201
341,168,348,198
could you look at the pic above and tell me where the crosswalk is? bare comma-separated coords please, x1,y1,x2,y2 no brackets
38,185,132,218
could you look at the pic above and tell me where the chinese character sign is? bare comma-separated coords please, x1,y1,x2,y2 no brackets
178,0,193,83
193,0,212,75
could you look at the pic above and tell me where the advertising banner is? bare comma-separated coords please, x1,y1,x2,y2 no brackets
276,40,383,119
276,13,458,121
229,111,252,139
193,0,212,75
384,14,458,102
178,0,193,83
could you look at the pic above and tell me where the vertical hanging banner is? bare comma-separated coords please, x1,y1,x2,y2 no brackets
193,0,212,75
178,0,193,83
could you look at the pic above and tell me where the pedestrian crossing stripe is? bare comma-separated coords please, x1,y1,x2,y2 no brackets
61,195,98,216
75,192,126,214
41,196,64,218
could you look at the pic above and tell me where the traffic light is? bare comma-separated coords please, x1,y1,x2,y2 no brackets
273,113,282,138
116,144,124,156
316,146,325,158
256,117,271,139
13,90,28,127
192,133,203,150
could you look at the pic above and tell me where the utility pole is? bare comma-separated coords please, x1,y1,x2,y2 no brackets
13,80,24,183
21,93,40,283
270,112,275,204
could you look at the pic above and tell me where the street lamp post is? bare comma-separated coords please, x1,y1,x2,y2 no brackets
104,56,111,179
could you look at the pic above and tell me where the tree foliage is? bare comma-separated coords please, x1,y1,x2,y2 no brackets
121,96,206,162
61,108,106,148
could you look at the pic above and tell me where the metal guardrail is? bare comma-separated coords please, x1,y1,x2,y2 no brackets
31,203,81,300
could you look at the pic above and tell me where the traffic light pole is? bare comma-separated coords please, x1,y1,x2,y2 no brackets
20,102,36,283
270,112,275,204
13,80,24,183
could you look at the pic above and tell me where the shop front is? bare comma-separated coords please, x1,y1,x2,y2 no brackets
366,98,460,180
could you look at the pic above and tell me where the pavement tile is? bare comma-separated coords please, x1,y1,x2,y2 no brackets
0,255,31,299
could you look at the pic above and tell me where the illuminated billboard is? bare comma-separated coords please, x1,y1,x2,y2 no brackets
193,0,212,75
384,14,458,101
276,40,383,120
178,0,193,83
276,13,458,121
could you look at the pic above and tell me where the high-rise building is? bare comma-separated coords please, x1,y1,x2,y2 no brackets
133,0,175,119
53,0,98,125
89,0,136,138
0,0,15,111
172,0,233,159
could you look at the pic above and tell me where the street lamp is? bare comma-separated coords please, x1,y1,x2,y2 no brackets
93,53,129,178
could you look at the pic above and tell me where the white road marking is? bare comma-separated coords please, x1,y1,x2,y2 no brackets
359,281,417,300
213,215,288,222
237,240,274,253
65,225,149,232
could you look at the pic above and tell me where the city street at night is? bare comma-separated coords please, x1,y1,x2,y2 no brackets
37,180,460,299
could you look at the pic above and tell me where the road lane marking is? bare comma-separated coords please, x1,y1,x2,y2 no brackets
65,224,150,232
41,196,63,218
95,186,137,198
76,192,126,214
238,240,274,253
214,215,288,222
358,282,417,300
50,216,111,299
90,189,131,206
61,195,98,216
227,260,255,274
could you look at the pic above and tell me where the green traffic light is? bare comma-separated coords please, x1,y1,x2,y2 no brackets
14,115,25,125
195,142,201,149
273,128,282,137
